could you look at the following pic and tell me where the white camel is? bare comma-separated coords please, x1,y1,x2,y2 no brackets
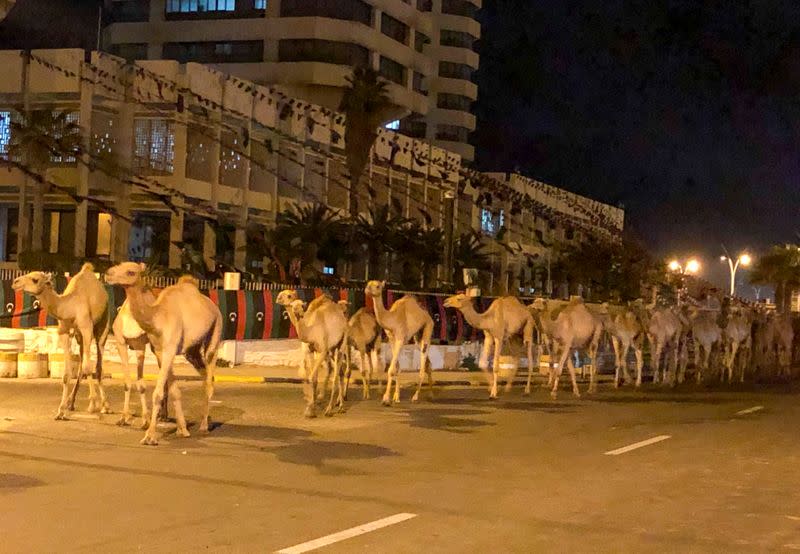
601,302,646,387
365,280,433,405
444,293,536,398
645,305,683,385
12,263,110,419
687,306,722,384
106,263,221,446
340,303,383,400
722,305,753,383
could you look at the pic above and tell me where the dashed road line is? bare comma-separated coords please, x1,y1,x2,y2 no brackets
275,513,417,554
604,435,672,456
736,405,764,416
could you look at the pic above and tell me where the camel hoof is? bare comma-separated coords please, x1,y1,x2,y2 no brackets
54,412,68,421
323,407,334,417
140,434,159,446
381,397,391,407
116,417,132,427
549,392,558,400
523,387,531,396
100,406,111,415
411,394,420,403
303,406,317,419
175,429,191,438
573,391,582,398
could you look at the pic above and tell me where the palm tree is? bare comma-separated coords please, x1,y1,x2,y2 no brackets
338,66,392,218
395,222,445,289
8,108,82,254
750,244,800,312
354,203,410,280
452,230,491,289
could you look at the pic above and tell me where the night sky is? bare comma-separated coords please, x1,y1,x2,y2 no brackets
3,0,799,290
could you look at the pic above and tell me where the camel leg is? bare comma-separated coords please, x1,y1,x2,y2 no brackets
412,330,433,403
621,341,634,385
95,335,110,415
136,347,149,429
55,332,73,420
382,340,403,406
116,336,134,426
342,345,352,401
317,358,329,402
68,336,84,412
740,339,751,383
524,339,536,396
478,334,493,394
611,337,622,388
634,345,644,388
566,354,581,398
727,343,739,383
489,336,502,399
324,350,338,416
651,338,662,385
197,337,218,433
695,344,703,384
142,349,173,446
304,352,325,418
168,378,190,438
363,350,373,399
550,347,570,399
76,327,100,414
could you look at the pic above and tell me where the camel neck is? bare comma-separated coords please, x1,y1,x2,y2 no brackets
370,294,394,328
284,308,306,341
458,299,488,329
37,287,63,319
125,284,157,330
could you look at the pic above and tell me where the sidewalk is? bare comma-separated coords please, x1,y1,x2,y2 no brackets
97,361,611,387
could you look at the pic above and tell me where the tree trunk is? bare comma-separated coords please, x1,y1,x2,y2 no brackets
16,175,30,256
31,182,44,252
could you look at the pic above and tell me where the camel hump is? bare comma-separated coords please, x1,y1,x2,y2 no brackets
80,262,95,273
178,275,199,287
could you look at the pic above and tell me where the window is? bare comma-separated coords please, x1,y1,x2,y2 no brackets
323,266,335,275
280,0,371,26
439,61,474,80
385,120,400,130
381,13,408,45
0,111,10,157
440,30,477,49
133,119,175,174
278,39,369,66
379,56,406,85
437,93,472,111
162,41,263,63
412,71,427,95
481,208,504,236
436,124,470,142
414,31,429,53
254,0,266,7
399,114,426,138
110,0,150,22
51,112,80,164
112,43,148,61
441,0,477,18
166,0,235,13
417,0,432,11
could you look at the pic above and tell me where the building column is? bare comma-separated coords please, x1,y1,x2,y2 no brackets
16,56,31,258
111,94,135,262
203,82,223,273
169,210,184,269
74,64,94,260
234,103,254,271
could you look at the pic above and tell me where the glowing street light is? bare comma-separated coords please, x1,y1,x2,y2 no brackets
720,250,752,297
668,258,700,275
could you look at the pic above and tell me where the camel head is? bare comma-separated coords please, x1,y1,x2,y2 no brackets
443,293,472,309
364,280,386,298
288,299,307,318
12,271,54,296
105,262,146,287
275,289,299,307
337,299,350,314
529,298,548,312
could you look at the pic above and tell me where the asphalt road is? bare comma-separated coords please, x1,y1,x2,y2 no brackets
1,377,800,553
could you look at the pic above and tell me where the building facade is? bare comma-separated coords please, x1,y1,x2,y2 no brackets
103,0,480,162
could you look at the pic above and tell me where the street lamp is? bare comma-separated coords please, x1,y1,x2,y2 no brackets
668,258,701,275
720,252,752,297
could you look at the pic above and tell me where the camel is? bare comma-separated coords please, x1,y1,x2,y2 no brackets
722,305,753,383
687,306,722,384
276,291,347,417
643,305,683,385
601,302,646,387
529,297,603,398
105,263,221,445
341,304,383,400
444,293,536,398
365,280,433,405
756,312,797,378
113,292,158,428
12,263,110,419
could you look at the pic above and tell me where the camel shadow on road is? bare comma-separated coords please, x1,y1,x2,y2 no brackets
263,440,399,475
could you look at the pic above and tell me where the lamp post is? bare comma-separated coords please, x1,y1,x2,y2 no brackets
720,251,751,297
668,258,701,304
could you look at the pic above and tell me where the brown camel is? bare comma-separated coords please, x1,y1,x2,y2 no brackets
341,304,383,400
601,302,646,387
444,293,536,398
365,280,433,405
113,292,158,428
106,263,221,446
530,297,603,398
276,291,347,417
687,305,722,384
12,263,110,419
644,305,683,385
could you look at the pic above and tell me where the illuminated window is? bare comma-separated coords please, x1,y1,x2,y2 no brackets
166,0,235,13
0,111,10,156
134,119,175,174
481,208,504,236
96,213,112,256
254,0,267,7
384,120,400,130
323,266,335,275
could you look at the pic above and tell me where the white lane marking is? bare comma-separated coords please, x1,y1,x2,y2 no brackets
736,405,764,415
605,435,671,456
275,513,417,554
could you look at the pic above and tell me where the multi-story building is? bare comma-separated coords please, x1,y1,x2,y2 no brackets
0,48,621,295
103,0,480,162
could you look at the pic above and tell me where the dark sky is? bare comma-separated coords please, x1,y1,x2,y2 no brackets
3,0,799,291
475,0,800,268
